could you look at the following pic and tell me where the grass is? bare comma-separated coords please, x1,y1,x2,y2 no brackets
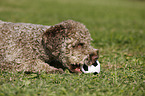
0,0,145,95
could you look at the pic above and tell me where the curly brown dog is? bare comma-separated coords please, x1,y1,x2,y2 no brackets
0,20,99,73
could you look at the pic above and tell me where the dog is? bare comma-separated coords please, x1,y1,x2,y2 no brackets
0,20,99,73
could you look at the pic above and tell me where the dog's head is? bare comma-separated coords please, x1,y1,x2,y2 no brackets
42,20,99,73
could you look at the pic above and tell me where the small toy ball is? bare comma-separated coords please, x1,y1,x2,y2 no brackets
80,60,100,75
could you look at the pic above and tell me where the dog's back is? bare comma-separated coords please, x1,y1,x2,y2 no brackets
0,20,52,72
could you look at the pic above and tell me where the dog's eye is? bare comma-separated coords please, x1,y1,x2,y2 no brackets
78,43,84,48
73,43,84,48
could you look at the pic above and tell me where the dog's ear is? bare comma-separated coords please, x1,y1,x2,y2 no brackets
42,24,66,46
42,24,67,57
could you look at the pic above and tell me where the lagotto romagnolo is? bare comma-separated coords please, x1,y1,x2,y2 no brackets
0,20,99,73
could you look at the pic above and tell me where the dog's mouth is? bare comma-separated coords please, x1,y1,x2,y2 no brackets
69,63,82,73
69,60,99,73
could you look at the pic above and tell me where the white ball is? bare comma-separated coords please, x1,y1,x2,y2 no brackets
80,60,100,74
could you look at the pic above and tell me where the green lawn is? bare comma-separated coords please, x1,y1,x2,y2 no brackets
0,0,145,95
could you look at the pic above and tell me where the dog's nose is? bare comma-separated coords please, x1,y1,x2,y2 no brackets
90,49,99,63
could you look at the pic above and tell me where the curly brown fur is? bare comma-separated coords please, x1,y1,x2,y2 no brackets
0,20,99,73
